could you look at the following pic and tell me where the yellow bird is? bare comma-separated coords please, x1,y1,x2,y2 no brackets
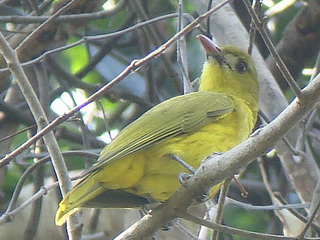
55,34,259,226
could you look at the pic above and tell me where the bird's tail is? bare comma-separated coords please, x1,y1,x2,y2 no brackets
55,174,104,226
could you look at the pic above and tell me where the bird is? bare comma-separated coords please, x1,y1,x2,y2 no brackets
55,34,259,226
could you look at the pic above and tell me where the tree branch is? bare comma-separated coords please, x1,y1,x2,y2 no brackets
0,26,81,240
115,72,320,239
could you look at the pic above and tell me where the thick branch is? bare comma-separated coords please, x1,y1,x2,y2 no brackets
115,71,320,239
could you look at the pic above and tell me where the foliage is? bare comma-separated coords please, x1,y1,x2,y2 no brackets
0,0,319,239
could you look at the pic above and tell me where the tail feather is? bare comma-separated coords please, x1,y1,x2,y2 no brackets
55,174,104,226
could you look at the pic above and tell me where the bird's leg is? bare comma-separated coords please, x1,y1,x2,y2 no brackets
166,153,196,173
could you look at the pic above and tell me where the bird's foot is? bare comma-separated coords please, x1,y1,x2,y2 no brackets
178,172,192,187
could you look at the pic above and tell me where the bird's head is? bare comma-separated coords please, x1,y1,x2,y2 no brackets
198,34,259,112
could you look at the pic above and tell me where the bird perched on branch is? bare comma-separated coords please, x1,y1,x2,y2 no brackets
55,34,259,226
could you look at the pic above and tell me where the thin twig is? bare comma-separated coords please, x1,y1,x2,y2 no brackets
129,0,181,91
98,100,112,141
179,210,309,240
274,193,320,234
198,200,215,239
23,155,44,240
0,0,125,24
212,178,231,240
175,223,200,240
0,186,50,226
206,0,214,36
177,0,192,93
47,55,152,109
298,199,320,239
16,0,80,53
75,12,135,79
0,124,36,143
53,68,94,169
226,197,309,211
5,151,97,218
257,156,291,232
0,13,193,74
259,110,307,159
282,137,307,160
247,0,260,55
310,49,320,81
241,0,302,98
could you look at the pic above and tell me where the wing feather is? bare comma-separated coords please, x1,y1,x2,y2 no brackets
85,91,234,173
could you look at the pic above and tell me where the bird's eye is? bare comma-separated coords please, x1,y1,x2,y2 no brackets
235,60,247,74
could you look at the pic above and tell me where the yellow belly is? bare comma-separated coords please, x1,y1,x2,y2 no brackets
95,110,252,202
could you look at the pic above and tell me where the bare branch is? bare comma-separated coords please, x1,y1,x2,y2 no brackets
0,23,81,240
114,70,320,237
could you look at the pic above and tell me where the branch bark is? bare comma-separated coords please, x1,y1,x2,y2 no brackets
0,24,81,240
115,71,320,238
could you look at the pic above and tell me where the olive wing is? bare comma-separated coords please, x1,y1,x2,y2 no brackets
86,91,234,173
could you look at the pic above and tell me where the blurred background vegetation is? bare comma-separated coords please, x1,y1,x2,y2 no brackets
0,0,319,239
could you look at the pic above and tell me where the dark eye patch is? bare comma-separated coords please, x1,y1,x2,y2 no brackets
235,60,247,74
